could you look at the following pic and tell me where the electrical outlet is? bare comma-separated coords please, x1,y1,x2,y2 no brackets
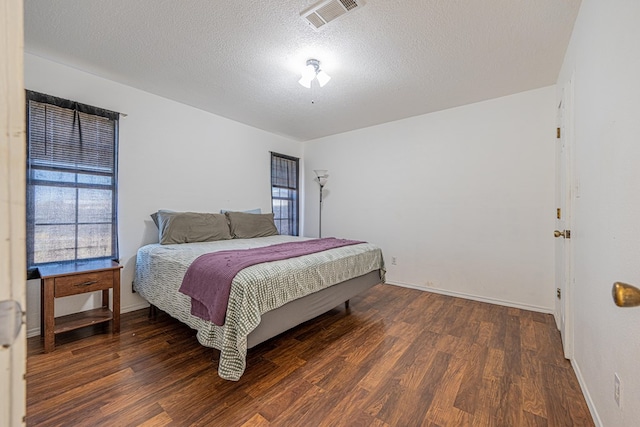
614,373,621,408
391,257,397,266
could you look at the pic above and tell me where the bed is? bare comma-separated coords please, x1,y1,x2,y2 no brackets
134,214,385,381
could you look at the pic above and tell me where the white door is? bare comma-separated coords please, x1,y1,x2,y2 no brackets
554,76,574,360
0,0,27,425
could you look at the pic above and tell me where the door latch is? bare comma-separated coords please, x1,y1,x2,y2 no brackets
0,300,24,349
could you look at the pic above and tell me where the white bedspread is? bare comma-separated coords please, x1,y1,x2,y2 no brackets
134,235,385,380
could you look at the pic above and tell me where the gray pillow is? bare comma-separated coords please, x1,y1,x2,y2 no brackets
150,209,174,228
225,211,279,239
156,211,232,244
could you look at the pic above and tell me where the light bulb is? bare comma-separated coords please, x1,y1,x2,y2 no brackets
299,63,317,87
298,76,313,88
316,70,331,87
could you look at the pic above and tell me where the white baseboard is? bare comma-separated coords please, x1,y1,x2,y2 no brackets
122,301,151,314
571,358,602,427
385,280,554,314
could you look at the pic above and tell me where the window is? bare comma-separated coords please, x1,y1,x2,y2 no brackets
26,91,119,267
271,152,299,236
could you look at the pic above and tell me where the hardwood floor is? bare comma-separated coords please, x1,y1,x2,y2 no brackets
27,284,594,426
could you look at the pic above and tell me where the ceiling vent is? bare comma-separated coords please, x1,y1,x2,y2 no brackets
300,0,364,30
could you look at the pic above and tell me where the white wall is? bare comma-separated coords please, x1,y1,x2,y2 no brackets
556,1,640,425
303,86,556,312
24,53,301,336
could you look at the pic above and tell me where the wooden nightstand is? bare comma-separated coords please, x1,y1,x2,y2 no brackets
39,259,122,353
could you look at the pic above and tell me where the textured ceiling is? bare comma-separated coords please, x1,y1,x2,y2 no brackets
24,0,581,141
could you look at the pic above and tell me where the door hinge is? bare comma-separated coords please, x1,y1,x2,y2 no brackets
557,288,561,299
557,208,561,219
557,127,561,139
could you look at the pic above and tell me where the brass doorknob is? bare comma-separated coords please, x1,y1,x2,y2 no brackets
554,230,565,238
612,282,640,307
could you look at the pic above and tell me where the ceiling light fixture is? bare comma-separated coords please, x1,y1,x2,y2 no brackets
299,59,331,88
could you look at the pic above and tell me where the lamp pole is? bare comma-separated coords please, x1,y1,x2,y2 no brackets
318,182,324,238
314,170,328,238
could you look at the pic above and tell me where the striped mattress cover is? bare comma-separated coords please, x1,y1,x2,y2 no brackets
134,235,385,380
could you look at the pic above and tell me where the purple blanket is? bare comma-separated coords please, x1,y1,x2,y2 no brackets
179,238,363,325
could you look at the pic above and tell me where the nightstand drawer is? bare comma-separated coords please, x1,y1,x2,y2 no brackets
54,270,114,297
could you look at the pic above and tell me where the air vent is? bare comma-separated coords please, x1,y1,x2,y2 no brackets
300,0,364,30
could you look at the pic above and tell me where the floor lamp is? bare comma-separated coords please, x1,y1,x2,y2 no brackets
314,170,329,238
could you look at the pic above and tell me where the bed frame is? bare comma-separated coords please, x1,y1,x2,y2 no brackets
148,269,382,348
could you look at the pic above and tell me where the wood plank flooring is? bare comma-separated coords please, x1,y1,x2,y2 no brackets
26,284,594,426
